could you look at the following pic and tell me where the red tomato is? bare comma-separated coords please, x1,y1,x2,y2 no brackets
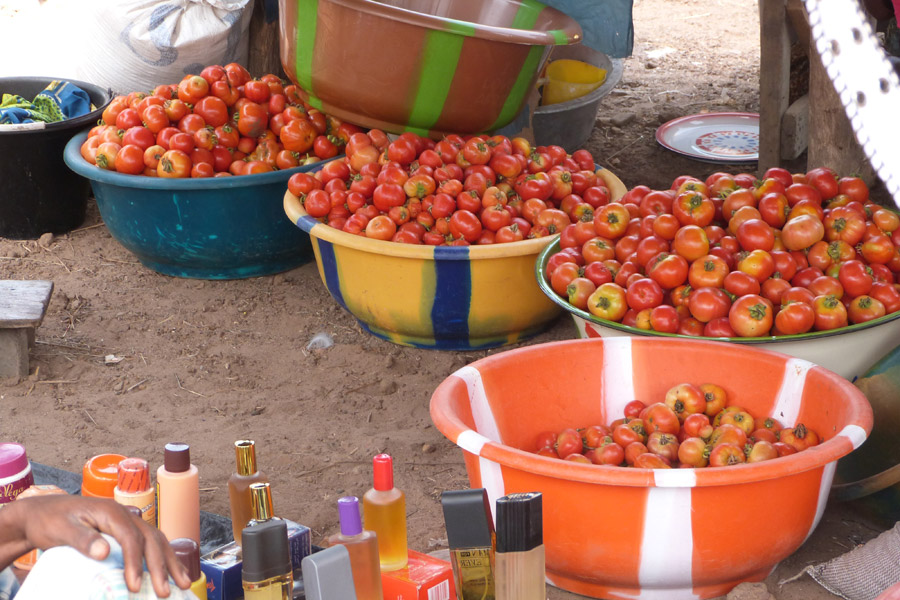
626,278,664,311
157,149,191,178
587,283,628,321
689,287,732,323
647,252,689,289
729,294,774,337
812,294,849,330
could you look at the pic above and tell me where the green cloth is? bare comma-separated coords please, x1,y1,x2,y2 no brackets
0,92,66,124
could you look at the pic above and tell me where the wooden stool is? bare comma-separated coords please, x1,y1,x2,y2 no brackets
0,281,53,379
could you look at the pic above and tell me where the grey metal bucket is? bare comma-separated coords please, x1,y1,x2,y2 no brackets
533,45,624,152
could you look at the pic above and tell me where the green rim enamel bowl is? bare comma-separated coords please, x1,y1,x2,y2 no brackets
536,237,900,382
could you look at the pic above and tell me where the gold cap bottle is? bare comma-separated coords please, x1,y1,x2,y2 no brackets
250,482,275,523
235,440,259,477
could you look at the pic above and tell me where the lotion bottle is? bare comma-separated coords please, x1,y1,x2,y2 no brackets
114,457,156,526
227,440,268,546
156,442,200,544
325,496,383,600
362,453,407,571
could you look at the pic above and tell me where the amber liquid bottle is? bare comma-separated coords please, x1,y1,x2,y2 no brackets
362,453,408,571
227,440,268,546
325,496,383,600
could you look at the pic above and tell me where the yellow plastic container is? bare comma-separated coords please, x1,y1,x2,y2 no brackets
542,59,607,105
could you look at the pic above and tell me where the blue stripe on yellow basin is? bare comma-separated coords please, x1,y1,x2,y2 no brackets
405,29,467,136
294,0,323,110
432,246,471,345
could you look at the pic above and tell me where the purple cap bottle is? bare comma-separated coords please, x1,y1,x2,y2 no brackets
338,496,363,537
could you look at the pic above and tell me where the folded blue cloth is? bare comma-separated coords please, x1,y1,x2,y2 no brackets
544,0,634,58
0,80,93,125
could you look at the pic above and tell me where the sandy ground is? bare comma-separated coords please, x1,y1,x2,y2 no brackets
2,0,897,599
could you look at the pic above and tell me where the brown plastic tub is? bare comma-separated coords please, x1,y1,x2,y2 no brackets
279,0,582,137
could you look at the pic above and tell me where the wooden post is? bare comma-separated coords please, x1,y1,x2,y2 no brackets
248,0,287,79
758,0,792,172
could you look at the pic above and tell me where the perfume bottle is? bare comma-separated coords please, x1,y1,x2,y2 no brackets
495,492,544,600
242,519,293,600
228,440,268,546
362,454,408,571
441,488,496,600
325,496,383,600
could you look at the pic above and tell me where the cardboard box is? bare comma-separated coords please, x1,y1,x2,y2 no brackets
381,550,456,600
200,519,311,600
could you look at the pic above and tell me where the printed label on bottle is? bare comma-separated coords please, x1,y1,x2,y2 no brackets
0,468,33,504
457,548,491,569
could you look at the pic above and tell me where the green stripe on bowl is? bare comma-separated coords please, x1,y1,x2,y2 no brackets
294,0,318,95
549,28,570,44
487,45,545,131
511,0,544,29
406,29,466,133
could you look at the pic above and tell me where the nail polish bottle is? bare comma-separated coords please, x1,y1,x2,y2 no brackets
363,453,408,571
156,442,200,544
325,496,383,600
441,488,496,600
114,457,156,526
242,519,293,600
171,538,208,600
228,440,268,546
495,492,544,600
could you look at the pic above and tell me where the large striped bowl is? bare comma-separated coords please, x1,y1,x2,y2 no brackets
278,0,582,137
430,337,872,599
284,167,625,350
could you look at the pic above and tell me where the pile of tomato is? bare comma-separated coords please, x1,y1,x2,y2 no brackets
534,382,820,468
287,130,612,245
545,167,900,336
79,63,361,178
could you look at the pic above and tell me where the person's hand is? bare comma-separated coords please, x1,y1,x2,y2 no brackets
10,495,191,596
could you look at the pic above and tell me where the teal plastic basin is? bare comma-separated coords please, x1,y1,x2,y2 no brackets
64,131,314,279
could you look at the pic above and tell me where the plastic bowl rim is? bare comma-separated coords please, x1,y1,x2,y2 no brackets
323,0,583,46
65,131,326,190
429,336,873,487
535,236,900,344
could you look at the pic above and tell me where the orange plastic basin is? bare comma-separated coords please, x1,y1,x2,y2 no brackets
430,337,873,599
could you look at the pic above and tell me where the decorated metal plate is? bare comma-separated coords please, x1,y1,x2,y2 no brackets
656,112,760,163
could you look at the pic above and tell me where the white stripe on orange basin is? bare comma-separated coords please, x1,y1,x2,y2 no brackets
639,485,697,598
454,365,506,522
602,337,635,426
838,424,868,449
771,358,814,427
804,461,836,544
454,365,502,443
